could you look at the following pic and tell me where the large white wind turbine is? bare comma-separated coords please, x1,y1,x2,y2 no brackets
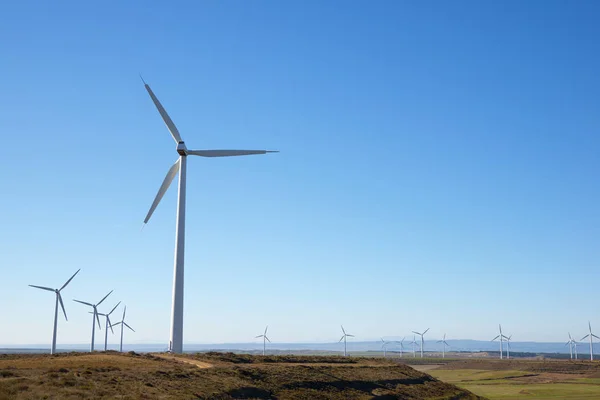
339,325,354,357
28,269,80,354
580,321,599,361
111,306,135,352
437,333,450,358
141,80,278,354
96,302,121,351
505,335,512,359
492,324,509,359
412,328,429,358
74,291,113,352
255,326,271,356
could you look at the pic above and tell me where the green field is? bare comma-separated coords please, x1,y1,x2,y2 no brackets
428,362,600,399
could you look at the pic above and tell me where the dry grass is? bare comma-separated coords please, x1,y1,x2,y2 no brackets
0,351,482,399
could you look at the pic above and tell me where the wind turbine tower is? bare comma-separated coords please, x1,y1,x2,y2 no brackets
96,302,121,351
412,328,429,358
28,269,80,354
580,322,599,361
492,324,509,359
141,80,278,354
73,291,113,352
111,306,135,352
255,326,271,356
437,333,450,358
339,325,354,357
410,336,418,358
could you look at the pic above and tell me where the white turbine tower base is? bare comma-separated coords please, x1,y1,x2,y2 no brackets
339,325,354,357
29,269,80,355
255,326,271,356
141,79,278,354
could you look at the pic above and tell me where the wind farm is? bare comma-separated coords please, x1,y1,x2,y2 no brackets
2,1,600,399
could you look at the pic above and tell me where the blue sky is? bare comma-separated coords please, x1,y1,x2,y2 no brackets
1,0,599,347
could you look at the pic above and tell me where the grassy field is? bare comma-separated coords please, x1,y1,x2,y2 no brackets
0,351,482,399
422,358,600,399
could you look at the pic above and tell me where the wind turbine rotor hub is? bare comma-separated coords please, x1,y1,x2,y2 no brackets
176,142,188,156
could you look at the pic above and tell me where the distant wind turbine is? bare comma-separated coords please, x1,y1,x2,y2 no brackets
566,333,574,360
74,291,113,352
111,306,135,352
437,333,450,358
339,325,354,357
28,269,80,354
492,324,509,359
255,326,271,356
141,79,278,354
580,321,599,361
396,337,406,358
380,338,389,357
410,336,418,358
96,302,121,351
505,335,512,359
412,328,429,358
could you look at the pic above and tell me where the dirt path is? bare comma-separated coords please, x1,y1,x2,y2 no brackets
409,364,443,372
154,354,213,369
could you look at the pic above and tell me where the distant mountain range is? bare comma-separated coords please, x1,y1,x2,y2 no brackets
1,339,589,355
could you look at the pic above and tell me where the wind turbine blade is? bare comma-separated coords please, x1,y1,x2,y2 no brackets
97,290,113,307
73,299,94,307
29,285,54,292
122,306,127,321
436,340,442,343
143,159,181,224
341,325,346,335
443,341,449,346
143,83,183,144
107,316,114,334
492,335,500,341
265,336,271,343
255,335,263,338
592,334,600,340
412,331,421,335
111,322,122,328
264,326,268,335
346,334,355,337
59,269,81,291
108,301,121,316
124,322,135,332
581,335,590,341
339,336,345,342
57,293,68,321
187,150,278,157
96,311,102,330
423,328,430,335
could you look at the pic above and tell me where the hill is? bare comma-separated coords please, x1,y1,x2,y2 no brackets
0,351,482,399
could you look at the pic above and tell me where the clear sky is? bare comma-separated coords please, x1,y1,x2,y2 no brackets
1,0,599,347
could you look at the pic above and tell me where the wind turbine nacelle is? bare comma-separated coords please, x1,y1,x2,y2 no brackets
176,142,188,156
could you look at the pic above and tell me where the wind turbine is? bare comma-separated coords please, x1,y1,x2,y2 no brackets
566,333,574,359
339,325,354,357
396,337,406,358
73,291,113,352
141,80,278,354
28,269,80,354
572,337,579,360
412,328,429,358
410,336,418,358
437,333,450,358
95,302,121,351
380,338,389,357
492,324,509,359
111,306,135,352
505,335,512,359
255,326,271,356
580,321,599,361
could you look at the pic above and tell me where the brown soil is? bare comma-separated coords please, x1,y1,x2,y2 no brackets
0,351,483,399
